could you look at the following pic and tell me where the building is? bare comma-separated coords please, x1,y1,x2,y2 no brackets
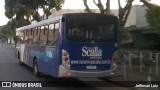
125,5,148,28
51,5,148,28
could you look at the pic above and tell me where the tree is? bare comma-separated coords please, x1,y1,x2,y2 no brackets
40,0,65,19
83,0,134,44
5,0,65,25
3,0,64,42
0,26,8,42
5,0,32,27
0,24,14,43
83,0,110,14
139,0,160,32
145,4,160,33
83,0,134,28
118,0,134,28
140,0,153,8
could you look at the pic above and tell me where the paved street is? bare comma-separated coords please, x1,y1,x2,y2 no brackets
0,42,133,90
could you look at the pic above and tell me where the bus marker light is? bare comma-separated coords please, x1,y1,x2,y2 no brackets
64,57,69,61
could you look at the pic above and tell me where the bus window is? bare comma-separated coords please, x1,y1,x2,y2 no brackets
23,31,25,37
36,28,38,35
43,26,46,35
22,31,25,43
16,31,25,44
39,26,48,46
47,24,54,45
47,22,59,46
24,30,29,44
54,23,59,34
28,29,34,45
33,27,39,45
25,30,27,36
67,14,115,42
68,28,86,40
31,29,33,36
49,23,54,34
96,24,114,41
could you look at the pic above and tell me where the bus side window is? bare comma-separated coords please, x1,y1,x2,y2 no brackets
16,31,25,44
54,23,59,35
24,30,29,44
22,31,25,43
19,30,24,44
39,26,48,46
47,22,59,46
47,23,54,46
28,29,33,45
33,27,39,45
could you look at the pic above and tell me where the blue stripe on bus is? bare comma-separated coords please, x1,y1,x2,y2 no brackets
30,50,56,61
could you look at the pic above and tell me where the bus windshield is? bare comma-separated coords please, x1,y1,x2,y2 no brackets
66,14,116,42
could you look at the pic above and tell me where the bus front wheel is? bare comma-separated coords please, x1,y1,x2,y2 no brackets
33,61,40,77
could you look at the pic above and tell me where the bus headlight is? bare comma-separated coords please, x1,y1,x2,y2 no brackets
62,50,70,69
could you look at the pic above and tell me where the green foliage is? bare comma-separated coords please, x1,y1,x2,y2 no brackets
5,0,31,27
2,0,64,42
145,5,160,32
0,22,15,42
5,0,16,19
5,0,64,23
40,0,64,19
120,29,132,44
83,0,134,28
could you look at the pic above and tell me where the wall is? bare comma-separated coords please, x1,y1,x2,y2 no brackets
135,5,148,27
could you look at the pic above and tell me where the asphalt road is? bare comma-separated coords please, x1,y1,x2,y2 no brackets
0,42,133,90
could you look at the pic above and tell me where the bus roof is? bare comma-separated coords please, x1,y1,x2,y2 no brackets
16,13,117,32
16,15,62,31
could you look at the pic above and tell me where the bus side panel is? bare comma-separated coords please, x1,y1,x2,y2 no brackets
30,46,48,74
36,47,59,77
49,33,62,77
20,44,25,63
19,44,31,65
29,40,61,77
29,45,40,68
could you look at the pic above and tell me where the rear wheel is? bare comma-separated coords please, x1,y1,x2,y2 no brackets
33,60,40,77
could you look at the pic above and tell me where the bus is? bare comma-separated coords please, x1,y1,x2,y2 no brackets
15,13,119,77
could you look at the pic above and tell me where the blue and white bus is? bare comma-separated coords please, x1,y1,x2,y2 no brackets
15,13,119,77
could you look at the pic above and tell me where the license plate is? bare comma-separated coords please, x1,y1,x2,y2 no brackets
86,66,97,69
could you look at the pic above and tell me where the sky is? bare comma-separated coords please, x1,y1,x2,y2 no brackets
0,0,9,26
0,0,160,26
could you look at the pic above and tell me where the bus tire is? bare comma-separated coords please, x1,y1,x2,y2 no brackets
33,60,40,77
